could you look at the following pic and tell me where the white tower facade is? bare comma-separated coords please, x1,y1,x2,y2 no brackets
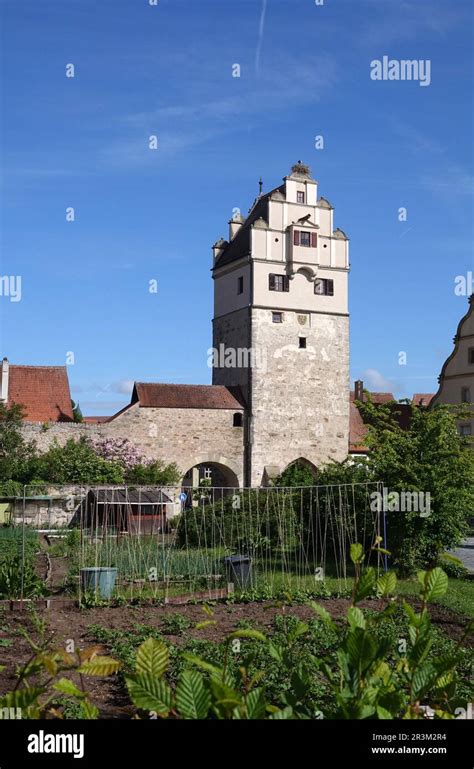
212,162,350,486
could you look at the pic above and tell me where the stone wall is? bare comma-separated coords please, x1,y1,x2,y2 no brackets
249,308,349,486
21,403,245,487
212,306,251,404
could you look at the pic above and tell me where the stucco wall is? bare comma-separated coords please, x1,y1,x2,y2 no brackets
433,300,474,436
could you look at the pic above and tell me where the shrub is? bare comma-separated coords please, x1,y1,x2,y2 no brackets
176,490,299,553
0,554,46,599
33,438,124,484
357,400,474,573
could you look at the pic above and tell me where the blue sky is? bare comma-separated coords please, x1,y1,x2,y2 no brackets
0,0,473,415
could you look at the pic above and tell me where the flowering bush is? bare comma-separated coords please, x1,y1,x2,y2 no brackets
89,437,146,471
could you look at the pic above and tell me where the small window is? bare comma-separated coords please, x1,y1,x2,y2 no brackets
272,312,283,323
269,274,289,292
237,276,244,294
299,337,307,349
233,413,243,427
297,191,305,203
314,278,334,296
461,387,471,403
469,348,474,365
293,230,317,247
460,424,472,436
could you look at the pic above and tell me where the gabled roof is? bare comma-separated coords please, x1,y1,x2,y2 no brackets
0,364,74,422
131,383,245,410
412,393,435,407
349,402,369,453
349,391,413,453
213,186,282,270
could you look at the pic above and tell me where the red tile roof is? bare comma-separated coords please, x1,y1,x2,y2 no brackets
1,365,74,422
349,402,369,453
349,393,416,452
349,390,395,452
132,383,244,410
83,416,110,423
412,393,435,407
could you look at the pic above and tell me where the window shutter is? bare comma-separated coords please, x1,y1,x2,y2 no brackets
283,276,289,292
328,280,334,296
293,230,300,246
311,232,317,248
269,274,275,290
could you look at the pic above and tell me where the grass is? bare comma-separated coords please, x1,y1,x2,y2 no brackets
397,576,474,618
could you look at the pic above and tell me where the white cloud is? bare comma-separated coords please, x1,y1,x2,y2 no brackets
110,379,135,395
361,368,395,392
102,53,338,168
255,0,267,77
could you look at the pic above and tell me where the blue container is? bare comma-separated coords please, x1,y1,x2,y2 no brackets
80,567,117,599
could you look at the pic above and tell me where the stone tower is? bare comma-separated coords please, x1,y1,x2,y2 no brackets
211,162,350,486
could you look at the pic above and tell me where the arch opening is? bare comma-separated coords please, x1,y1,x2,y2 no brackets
278,457,318,486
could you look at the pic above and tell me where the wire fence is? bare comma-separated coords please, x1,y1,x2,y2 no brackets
0,482,385,601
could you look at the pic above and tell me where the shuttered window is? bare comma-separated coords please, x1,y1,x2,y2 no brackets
269,274,290,292
314,278,334,296
294,230,316,247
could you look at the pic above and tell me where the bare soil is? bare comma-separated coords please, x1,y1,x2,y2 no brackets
0,595,471,718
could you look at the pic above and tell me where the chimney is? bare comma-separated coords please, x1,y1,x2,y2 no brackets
1,358,9,402
354,379,364,402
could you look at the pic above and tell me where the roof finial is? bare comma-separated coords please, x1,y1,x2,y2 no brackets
258,177,263,196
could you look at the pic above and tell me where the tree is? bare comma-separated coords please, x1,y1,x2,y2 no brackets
34,438,124,484
0,403,37,493
71,400,83,423
357,398,474,573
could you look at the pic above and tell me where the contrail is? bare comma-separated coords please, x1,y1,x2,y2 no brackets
255,0,267,77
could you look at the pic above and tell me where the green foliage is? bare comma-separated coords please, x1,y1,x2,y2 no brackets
33,438,124,484
0,480,23,497
176,490,299,553
0,403,37,486
436,553,470,580
276,461,315,487
357,399,474,573
125,460,181,486
0,529,45,599
94,546,472,720
71,400,83,423
161,613,192,636
0,553,46,599
0,628,121,719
